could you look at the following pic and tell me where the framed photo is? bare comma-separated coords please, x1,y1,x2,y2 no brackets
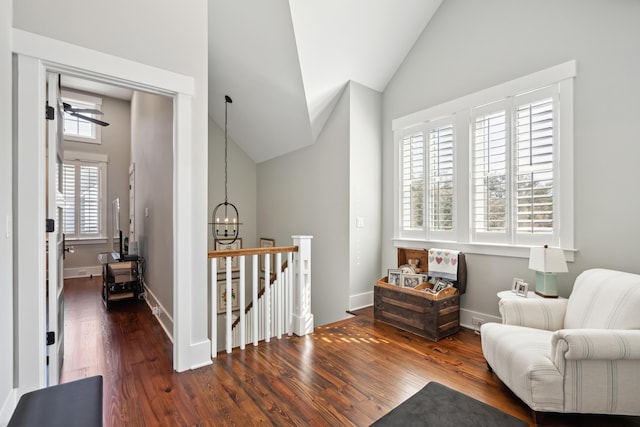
400,273,423,288
511,277,524,293
516,281,529,297
433,279,452,293
259,238,276,274
216,238,242,272
217,279,239,313
387,268,402,286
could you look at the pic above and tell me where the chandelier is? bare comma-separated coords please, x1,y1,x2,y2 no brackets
211,95,241,244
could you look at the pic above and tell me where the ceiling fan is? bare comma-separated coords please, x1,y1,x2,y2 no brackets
63,102,110,127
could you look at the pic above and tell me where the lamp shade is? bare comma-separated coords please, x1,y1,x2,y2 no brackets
528,246,568,273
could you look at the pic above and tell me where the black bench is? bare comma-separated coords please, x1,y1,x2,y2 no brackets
8,376,103,427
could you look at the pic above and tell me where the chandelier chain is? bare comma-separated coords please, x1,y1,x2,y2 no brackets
224,97,229,203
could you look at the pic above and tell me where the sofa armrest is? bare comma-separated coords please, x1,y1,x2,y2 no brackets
499,298,567,331
552,329,640,361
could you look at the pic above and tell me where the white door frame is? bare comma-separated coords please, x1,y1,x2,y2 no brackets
13,29,209,393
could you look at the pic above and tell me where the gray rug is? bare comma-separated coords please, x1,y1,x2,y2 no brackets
371,382,528,427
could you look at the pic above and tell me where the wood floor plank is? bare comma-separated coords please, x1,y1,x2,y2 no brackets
60,277,640,427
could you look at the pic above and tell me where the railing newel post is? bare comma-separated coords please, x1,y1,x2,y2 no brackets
211,258,217,358
291,236,314,336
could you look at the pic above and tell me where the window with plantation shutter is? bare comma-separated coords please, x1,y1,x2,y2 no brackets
428,123,454,234
398,118,456,241
514,96,554,236
472,104,509,240
400,132,425,233
393,61,575,254
62,157,107,241
470,87,557,245
79,165,100,234
62,164,76,235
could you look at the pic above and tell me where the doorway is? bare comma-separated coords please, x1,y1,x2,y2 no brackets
13,31,207,394
57,76,176,382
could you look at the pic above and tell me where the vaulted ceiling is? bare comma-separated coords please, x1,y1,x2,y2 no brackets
208,0,442,163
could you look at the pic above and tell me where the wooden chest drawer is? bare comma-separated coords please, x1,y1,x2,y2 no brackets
373,282,460,341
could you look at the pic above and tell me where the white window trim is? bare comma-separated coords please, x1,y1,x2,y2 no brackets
63,150,108,243
393,61,576,260
61,89,103,144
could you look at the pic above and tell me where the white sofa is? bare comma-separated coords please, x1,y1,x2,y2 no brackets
481,268,640,418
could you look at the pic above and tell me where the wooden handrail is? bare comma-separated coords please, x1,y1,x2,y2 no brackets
207,245,298,259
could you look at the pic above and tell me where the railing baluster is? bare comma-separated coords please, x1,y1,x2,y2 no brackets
239,256,245,350
276,253,282,339
225,256,232,353
264,253,270,343
252,254,258,347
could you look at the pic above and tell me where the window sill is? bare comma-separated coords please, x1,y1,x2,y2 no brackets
65,238,108,246
392,238,576,262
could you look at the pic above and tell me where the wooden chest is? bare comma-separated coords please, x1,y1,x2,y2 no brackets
373,247,465,341
374,280,460,341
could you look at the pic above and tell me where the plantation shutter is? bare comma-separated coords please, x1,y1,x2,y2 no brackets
62,158,106,240
62,164,76,236
514,93,555,237
428,124,454,232
393,64,573,249
400,131,425,233
472,102,509,242
79,165,101,235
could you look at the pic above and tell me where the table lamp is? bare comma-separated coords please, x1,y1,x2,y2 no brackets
528,245,567,298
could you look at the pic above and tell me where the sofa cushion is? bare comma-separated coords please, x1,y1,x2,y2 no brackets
481,323,564,412
565,269,640,330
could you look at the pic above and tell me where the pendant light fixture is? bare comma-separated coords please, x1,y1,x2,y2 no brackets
211,95,241,245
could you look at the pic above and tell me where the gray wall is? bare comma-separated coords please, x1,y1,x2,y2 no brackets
62,94,131,274
382,0,640,319
131,91,174,319
348,82,382,307
258,85,352,326
1,0,13,414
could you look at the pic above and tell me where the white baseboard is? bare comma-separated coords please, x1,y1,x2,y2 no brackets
459,308,501,332
349,290,373,311
189,340,213,370
0,388,17,427
143,284,174,343
64,265,102,279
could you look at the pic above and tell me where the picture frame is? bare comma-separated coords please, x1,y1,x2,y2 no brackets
400,273,424,288
512,277,524,293
433,279,452,293
516,281,529,297
216,238,242,272
217,279,239,313
259,238,276,274
387,268,402,286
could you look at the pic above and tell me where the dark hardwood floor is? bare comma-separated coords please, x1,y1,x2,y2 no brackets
62,276,639,426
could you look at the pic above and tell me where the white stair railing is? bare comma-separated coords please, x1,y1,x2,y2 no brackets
208,235,313,356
